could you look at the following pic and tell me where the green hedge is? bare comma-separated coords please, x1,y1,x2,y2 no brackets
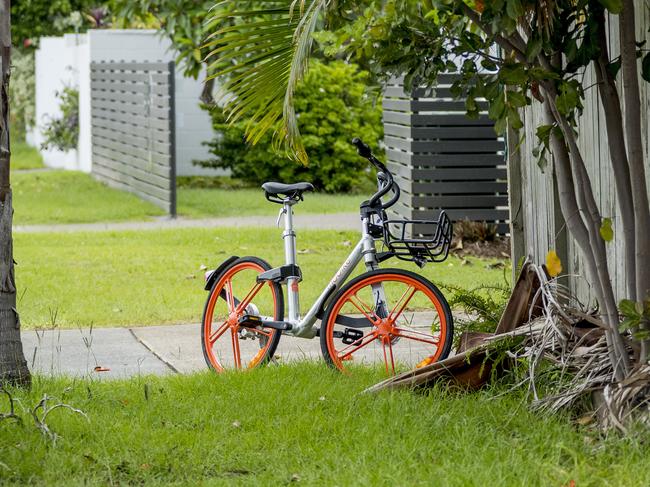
196,60,383,193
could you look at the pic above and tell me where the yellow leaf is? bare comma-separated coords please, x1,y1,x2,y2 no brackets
546,250,562,277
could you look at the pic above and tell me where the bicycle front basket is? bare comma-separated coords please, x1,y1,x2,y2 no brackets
383,211,453,263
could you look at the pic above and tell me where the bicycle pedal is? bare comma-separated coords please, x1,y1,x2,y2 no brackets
338,328,364,345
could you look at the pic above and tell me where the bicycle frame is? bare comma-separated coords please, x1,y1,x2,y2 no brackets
278,198,382,338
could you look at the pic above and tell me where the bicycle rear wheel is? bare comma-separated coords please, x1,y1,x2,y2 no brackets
320,269,453,375
201,257,283,372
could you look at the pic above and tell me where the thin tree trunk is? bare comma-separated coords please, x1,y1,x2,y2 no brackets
200,76,215,106
0,0,31,387
542,100,628,381
541,74,629,377
594,10,636,301
620,0,650,361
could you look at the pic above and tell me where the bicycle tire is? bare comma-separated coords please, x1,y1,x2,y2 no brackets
201,256,283,372
320,268,453,374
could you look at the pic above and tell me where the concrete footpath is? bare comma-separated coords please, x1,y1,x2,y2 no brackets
21,323,329,378
21,313,453,379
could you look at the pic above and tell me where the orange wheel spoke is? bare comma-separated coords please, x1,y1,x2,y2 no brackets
225,279,235,312
209,322,230,345
393,328,440,346
338,332,378,360
236,282,265,314
388,286,417,324
382,339,396,375
348,294,380,324
251,327,272,338
231,328,242,368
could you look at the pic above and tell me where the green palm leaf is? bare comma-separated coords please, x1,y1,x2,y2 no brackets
204,0,329,163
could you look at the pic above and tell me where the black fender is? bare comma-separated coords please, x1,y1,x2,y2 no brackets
204,255,239,291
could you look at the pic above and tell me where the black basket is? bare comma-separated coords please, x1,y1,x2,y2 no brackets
383,211,453,263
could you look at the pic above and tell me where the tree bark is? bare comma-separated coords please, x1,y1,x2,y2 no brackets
0,0,31,387
619,0,650,361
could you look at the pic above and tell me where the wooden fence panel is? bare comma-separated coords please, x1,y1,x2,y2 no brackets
90,61,176,215
383,76,508,235
513,5,649,302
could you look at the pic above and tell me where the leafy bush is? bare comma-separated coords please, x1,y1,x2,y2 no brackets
196,60,383,193
41,86,79,152
8,49,35,141
443,283,510,348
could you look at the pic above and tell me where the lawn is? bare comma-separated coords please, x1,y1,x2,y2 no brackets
12,171,165,225
177,187,360,218
1,364,648,485
14,227,509,328
9,141,44,170
11,170,359,225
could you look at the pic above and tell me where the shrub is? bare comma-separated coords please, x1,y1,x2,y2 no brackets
41,86,79,152
196,60,383,193
8,48,35,141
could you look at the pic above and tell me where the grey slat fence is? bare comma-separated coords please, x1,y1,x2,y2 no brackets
90,61,176,215
383,75,508,234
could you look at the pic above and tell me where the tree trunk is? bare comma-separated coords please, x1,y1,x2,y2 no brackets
619,0,650,362
0,0,31,387
594,10,636,301
540,79,630,379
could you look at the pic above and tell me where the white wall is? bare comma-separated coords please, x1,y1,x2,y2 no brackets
31,29,221,176
31,34,88,170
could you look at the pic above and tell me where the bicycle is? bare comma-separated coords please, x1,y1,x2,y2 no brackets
201,138,454,375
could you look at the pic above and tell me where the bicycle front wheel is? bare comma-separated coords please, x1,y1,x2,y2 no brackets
201,257,283,372
320,269,453,375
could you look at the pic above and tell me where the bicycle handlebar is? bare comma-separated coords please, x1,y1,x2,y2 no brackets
351,138,400,210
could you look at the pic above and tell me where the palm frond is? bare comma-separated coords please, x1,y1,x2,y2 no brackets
204,0,329,163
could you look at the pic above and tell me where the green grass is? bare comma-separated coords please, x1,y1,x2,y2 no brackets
11,171,358,225
14,227,509,329
10,141,44,170
177,187,360,218
1,365,648,485
12,171,165,225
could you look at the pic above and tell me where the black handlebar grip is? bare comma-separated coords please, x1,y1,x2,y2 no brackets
351,137,372,158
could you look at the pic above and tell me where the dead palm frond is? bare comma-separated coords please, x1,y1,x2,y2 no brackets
204,0,329,163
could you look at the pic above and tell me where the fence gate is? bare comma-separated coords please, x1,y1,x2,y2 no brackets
383,75,508,234
90,61,176,215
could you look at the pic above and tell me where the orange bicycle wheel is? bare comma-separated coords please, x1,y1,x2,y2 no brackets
320,269,453,375
201,257,283,372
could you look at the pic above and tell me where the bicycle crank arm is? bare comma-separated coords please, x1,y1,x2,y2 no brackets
238,314,293,331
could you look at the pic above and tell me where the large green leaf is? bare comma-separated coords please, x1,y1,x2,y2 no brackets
204,0,330,163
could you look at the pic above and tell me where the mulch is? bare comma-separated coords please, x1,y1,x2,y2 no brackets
450,236,511,260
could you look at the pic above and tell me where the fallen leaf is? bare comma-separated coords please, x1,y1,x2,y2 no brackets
297,249,313,254
599,217,614,242
185,274,196,280
454,239,464,250
232,420,241,428
199,264,208,271
486,261,505,269
318,396,326,401
290,473,301,482
341,240,351,247
546,250,562,277
93,366,110,372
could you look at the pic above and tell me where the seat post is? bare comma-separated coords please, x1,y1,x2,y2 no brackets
282,199,300,322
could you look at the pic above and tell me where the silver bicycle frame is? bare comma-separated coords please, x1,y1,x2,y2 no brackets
278,199,380,338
